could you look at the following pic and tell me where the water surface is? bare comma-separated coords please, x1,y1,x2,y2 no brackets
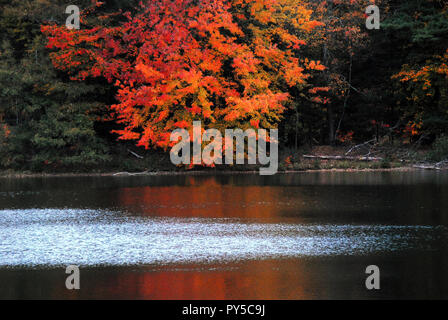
0,171,447,299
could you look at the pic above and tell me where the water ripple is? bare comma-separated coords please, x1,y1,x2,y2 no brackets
0,209,446,267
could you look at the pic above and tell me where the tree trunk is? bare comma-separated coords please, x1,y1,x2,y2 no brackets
323,44,335,145
335,53,353,141
295,106,299,151
327,104,335,144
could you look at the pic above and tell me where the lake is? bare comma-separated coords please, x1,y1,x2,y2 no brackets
0,171,447,299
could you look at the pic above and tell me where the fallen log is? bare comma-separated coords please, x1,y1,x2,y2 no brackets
413,159,448,170
303,155,383,161
412,164,441,170
113,171,151,176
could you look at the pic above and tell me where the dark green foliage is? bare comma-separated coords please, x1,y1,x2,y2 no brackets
0,0,112,171
382,0,448,138
0,40,112,170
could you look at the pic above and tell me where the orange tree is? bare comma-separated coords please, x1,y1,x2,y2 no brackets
42,0,325,150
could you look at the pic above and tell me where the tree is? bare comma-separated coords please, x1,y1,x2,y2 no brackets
384,0,448,140
0,0,112,170
305,0,381,144
392,49,448,139
42,0,325,150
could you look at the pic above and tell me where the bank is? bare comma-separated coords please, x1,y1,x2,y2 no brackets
1,144,446,178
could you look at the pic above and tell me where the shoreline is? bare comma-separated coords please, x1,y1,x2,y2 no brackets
0,166,425,179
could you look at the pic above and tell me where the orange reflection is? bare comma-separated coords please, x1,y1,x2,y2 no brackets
117,177,307,219
55,259,311,299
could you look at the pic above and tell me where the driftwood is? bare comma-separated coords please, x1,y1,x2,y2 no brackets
113,171,151,176
413,164,442,170
345,139,376,156
303,155,383,161
413,159,448,170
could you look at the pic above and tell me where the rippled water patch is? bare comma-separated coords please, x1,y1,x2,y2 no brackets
0,209,446,267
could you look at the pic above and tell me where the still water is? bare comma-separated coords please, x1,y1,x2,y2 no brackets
0,171,447,299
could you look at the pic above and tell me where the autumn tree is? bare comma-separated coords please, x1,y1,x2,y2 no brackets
42,0,325,151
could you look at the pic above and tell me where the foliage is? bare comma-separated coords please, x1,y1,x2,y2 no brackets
0,0,111,170
42,0,325,149
392,49,448,137
385,0,448,139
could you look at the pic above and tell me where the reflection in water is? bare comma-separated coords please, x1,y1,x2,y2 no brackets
1,171,448,225
2,255,447,299
117,185,301,218
1,171,448,299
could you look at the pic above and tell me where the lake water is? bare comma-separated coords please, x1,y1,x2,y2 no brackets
0,171,447,299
